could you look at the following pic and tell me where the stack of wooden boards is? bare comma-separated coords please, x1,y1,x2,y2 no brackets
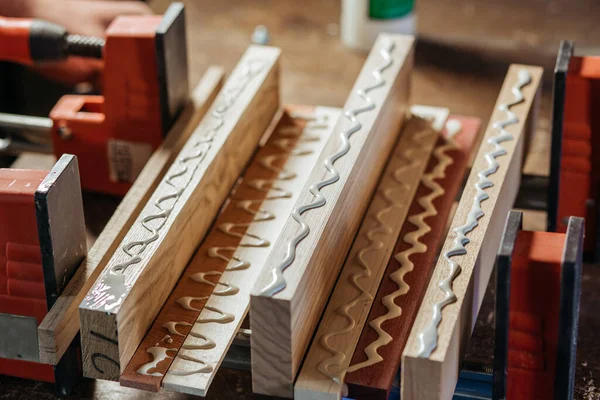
33,32,545,399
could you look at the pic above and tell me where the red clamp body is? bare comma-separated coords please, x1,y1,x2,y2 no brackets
49,3,188,196
494,211,584,400
0,17,33,65
0,155,86,391
50,16,164,196
0,168,53,382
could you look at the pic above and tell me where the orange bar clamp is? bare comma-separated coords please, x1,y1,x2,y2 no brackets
49,3,188,196
494,210,584,400
0,155,86,394
549,40,600,258
0,17,33,65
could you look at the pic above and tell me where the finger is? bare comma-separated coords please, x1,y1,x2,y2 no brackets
43,1,154,36
77,0,154,29
32,58,103,88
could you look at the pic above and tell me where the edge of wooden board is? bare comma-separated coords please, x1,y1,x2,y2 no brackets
37,66,225,365
78,45,281,381
249,34,415,398
294,107,450,400
117,105,340,393
164,106,341,396
401,64,543,400
344,115,481,399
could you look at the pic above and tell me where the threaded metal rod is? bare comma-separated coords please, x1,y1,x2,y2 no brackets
65,34,104,59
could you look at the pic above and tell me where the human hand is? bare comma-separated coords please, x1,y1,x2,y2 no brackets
18,0,153,87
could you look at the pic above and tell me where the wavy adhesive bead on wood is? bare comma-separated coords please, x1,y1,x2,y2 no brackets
78,45,281,381
119,106,339,394
250,34,414,398
401,65,543,400
344,116,480,399
38,67,225,366
294,107,449,400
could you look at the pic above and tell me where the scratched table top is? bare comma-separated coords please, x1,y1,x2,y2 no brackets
1,0,599,398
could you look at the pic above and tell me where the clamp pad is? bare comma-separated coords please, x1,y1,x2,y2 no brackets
493,211,584,400
0,154,86,386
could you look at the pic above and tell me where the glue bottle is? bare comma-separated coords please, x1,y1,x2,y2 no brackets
341,0,416,50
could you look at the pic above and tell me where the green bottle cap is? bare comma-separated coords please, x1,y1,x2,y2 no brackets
369,0,415,19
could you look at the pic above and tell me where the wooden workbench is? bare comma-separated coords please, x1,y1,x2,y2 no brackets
0,0,598,398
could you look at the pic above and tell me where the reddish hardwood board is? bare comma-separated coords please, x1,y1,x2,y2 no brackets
119,108,312,391
345,116,480,399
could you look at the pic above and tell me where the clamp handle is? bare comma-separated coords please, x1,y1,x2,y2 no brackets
0,16,103,65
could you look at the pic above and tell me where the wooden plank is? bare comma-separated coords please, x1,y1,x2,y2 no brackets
249,34,414,398
401,65,542,400
9,153,56,170
78,45,281,381
119,106,340,393
37,66,225,366
293,107,449,400
344,115,480,399
162,106,341,395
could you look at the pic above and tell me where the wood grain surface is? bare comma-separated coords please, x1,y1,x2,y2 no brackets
401,65,542,400
294,107,449,400
249,34,414,397
37,67,225,366
119,105,339,393
345,115,480,399
78,46,280,381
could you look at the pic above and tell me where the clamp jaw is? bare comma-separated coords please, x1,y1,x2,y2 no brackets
0,154,86,393
50,3,188,195
549,40,600,259
0,3,188,196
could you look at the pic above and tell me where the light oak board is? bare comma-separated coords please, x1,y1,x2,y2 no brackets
401,65,542,400
294,107,449,400
249,34,414,397
37,66,224,365
78,46,281,380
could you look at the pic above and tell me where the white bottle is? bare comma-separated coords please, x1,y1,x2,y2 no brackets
341,0,416,51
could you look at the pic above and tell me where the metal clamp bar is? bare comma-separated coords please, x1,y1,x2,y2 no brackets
0,136,53,155
0,113,53,133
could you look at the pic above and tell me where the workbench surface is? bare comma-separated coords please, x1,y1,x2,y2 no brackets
1,0,599,398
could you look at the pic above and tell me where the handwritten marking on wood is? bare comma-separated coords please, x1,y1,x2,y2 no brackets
79,45,281,381
37,67,224,366
120,106,338,393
